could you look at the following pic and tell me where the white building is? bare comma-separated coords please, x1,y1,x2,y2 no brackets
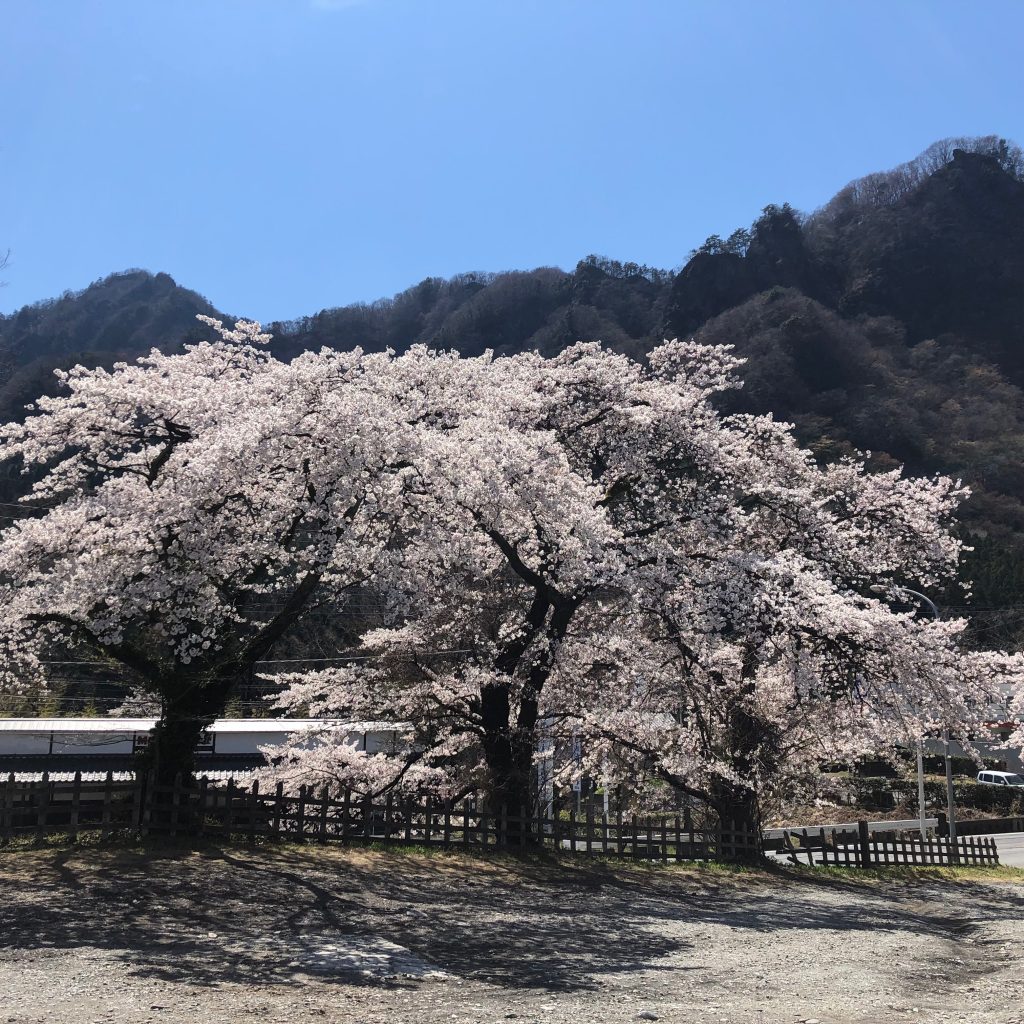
0,718,401,781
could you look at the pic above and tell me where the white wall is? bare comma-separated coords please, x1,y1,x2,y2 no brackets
213,730,281,754
0,732,51,755
0,725,403,758
50,732,135,755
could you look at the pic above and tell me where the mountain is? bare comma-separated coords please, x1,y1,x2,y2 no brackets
666,147,1024,362
0,268,220,366
0,269,221,425
3,135,1024,642
266,260,672,365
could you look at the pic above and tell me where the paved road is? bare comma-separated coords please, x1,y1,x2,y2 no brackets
978,831,1024,867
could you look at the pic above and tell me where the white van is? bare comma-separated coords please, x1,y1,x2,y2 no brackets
976,770,1024,787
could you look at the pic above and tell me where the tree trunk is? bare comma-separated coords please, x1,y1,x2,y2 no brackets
139,675,234,788
479,596,576,845
709,779,763,861
709,696,776,861
480,683,537,843
143,711,210,788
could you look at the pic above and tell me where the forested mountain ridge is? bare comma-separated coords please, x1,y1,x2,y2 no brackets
0,269,218,430
2,135,1024,642
667,145,1024,361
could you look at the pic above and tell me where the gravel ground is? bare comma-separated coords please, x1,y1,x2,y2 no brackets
1,843,1023,1024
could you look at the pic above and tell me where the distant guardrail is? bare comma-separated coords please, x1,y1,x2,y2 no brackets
764,817,938,841
951,815,1024,835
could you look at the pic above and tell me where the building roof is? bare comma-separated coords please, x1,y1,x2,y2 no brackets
0,718,400,733
0,718,157,732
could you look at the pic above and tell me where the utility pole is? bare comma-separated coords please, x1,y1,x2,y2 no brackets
900,589,958,844
872,585,956,842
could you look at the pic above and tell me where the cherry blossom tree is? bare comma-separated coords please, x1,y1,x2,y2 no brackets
1,313,1017,830
0,318,421,783
266,339,1024,835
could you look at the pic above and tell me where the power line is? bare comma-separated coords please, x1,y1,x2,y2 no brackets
0,694,277,710
37,648,474,668
0,499,55,511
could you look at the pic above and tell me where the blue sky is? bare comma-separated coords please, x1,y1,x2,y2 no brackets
2,0,1022,323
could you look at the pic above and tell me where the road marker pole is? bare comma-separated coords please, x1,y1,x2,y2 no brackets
917,737,927,841
943,729,957,845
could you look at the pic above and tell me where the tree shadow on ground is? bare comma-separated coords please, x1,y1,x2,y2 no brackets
1,841,1021,994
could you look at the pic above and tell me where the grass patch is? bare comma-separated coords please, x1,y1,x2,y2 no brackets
0,830,774,883
2,832,1020,887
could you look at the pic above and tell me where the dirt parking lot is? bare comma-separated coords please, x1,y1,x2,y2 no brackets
1,843,1022,1024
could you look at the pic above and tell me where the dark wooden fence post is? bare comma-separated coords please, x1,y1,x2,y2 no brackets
69,771,82,843
341,787,351,844
857,819,872,868
135,771,150,835
100,771,114,838
196,776,209,838
296,784,307,840
384,793,395,846
170,773,183,838
319,786,330,843
224,779,236,836
248,780,260,844
272,782,283,839
361,791,372,845
2,773,15,845
34,773,51,845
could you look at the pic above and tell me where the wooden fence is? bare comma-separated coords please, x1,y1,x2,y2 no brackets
780,822,1000,868
5,773,1002,868
0,772,759,863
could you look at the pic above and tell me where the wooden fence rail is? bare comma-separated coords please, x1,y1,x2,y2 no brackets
780,824,1000,868
0,772,759,863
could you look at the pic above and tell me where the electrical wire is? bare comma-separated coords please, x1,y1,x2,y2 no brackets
0,500,54,511
37,648,475,668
